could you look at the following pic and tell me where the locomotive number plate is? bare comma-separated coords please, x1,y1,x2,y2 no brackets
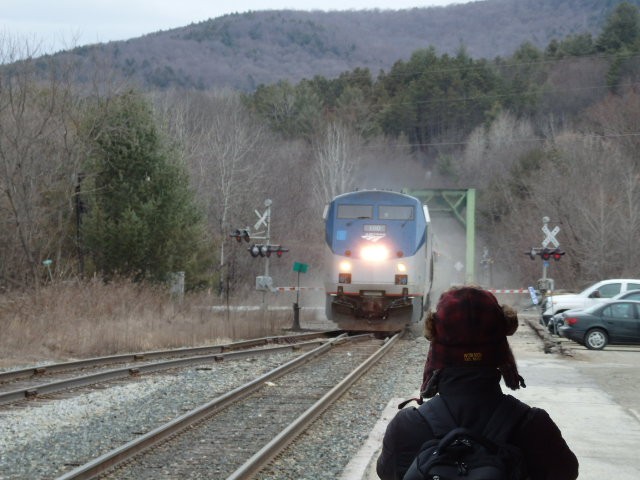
364,224,386,233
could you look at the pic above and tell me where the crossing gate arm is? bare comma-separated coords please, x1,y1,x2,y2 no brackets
486,289,530,294
275,287,325,292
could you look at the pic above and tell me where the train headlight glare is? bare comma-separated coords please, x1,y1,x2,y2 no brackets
397,263,407,272
339,261,351,272
361,245,389,261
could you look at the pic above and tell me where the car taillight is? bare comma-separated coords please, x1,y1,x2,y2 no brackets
565,317,578,326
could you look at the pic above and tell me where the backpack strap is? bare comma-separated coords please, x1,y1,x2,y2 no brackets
415,395,458,437
482,394,531,443
416,394,531,442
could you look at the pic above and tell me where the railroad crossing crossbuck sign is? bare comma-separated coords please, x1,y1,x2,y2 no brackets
524,217,564,262
541,224,560,248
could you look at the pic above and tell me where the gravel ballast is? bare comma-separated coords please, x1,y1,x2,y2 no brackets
0,319,547,480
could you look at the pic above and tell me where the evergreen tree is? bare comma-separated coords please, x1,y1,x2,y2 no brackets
546,33,595,58
595,2,640,53
377,47,503,152
81,91,207,284
245,80,323,141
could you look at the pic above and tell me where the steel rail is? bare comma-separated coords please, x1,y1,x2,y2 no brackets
54,333,365,480
0,337,333,405
0,330,340,384
226,330,403,480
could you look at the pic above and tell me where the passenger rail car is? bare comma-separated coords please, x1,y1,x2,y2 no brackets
323,190,433,332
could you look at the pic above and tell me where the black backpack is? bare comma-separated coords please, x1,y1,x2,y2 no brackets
403,395,531,480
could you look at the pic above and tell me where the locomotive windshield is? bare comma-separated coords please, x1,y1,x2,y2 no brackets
337,204,414,220
325,192,427,258
337,205,373,219
379,205,414,220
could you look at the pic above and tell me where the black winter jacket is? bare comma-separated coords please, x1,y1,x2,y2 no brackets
376,367,578,480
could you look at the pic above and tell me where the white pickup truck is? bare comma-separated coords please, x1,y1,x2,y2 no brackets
541,278,640,325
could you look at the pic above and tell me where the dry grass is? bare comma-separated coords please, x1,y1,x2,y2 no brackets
0,279,319,369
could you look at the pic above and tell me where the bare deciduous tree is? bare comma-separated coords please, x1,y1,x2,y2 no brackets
153,90,269,294
458,111,536,188
311,120,362,209
535,132,639,281
0,35,82,290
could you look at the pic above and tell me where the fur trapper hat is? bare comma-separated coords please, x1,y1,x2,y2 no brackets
420,286,525,398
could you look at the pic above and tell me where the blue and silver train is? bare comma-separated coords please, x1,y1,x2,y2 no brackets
323,190,433,332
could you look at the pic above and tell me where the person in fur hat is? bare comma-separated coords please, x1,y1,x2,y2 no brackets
376,286,578,480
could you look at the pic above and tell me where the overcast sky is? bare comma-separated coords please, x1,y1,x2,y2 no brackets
1,0,461,54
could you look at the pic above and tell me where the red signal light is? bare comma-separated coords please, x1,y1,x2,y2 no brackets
231,229,250,243
541,248,552,260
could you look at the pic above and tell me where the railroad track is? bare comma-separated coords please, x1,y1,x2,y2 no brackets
51,331,403,479
0,331,339,405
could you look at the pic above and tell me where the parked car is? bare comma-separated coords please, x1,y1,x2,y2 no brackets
558,300,640,350
548,290,640,335
541,279,640,326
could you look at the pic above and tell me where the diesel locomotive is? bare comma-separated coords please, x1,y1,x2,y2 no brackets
323,190,433,332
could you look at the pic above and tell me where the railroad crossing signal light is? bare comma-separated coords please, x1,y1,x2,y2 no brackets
230,229,251,243
540,247,565,261
525,247,565,261
248,244,289,258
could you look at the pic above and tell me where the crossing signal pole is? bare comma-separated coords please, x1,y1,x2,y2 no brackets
480,247,493,287
229,199,289,295
525,217,564,301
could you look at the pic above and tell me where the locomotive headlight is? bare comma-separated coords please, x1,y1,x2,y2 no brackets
360,244,389,261
339,261,351,272
397,263,407,272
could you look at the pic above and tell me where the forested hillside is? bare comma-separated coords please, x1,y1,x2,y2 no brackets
57,0,640,91
1,1,640,300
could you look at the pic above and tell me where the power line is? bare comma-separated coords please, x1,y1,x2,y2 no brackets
371,79,640,110
360,131,640,150
325,50,640,82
